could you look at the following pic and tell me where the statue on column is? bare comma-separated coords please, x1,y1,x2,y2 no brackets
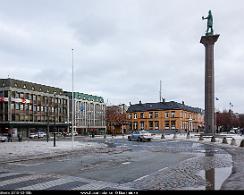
202,10,214,36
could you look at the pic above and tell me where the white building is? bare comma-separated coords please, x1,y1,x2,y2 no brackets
65,92,106,135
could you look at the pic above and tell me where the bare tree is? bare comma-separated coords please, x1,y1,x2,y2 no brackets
105,106,127,135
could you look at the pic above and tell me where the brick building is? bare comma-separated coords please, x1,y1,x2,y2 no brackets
127,100,204,132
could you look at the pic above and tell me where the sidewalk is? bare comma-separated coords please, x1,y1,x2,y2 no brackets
0,140,108,164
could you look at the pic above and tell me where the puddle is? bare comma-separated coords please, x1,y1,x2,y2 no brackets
196,166,232,190
191,144,233,190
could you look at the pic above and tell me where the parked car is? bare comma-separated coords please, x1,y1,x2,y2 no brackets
64,131,78,136
29,133,38,139
37,132,47,138
128,130,153,142
0,135,8,142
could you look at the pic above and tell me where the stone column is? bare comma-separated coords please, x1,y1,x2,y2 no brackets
200,35,219,135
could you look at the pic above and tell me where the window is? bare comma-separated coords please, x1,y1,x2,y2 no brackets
4,91,8,97
171,120,176,129
149,112,153,119
165,120,170,128
134,113,137,119
12,114,15,121
16,103,20,110
140,113,144,118
155,112,158,118
165,112,169,118
171,111,175,118
128,114,131,119
25,104,29,111
20,104,24,111
149,121,153,128
134,122,138,130
140,121,145,129
155,121,159,129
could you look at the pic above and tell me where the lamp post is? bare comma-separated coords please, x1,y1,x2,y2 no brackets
71,48,74,149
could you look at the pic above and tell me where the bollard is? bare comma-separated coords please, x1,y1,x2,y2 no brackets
161,134,165,139
231,138,236,146
53,133,56,147
173,133,177,139
186,132,190,139
222,137,228,144
199,135,204,141
240,139,244,147
211,136,216,142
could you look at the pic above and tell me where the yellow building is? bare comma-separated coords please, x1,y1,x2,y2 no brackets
127,101,204,132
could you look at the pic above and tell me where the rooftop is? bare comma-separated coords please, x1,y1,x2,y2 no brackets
127,101,203,113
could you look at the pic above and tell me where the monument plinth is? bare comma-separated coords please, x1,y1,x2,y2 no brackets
201,10,219,135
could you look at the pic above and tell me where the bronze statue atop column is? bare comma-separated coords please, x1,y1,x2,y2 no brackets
202,10,214,36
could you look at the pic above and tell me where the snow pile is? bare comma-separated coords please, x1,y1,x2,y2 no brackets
0,141,107,161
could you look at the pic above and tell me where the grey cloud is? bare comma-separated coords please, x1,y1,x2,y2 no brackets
0,0,244,113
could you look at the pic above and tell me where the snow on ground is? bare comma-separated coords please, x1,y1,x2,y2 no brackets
0,140,107,160
151,132,244,147
0,133,243,162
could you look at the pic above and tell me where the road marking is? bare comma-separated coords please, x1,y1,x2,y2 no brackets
18,177,75,190
0,172,23,179
122,162,131,165
158,167,169,172
133,167,169,182
134,174,150,182
72,182,109,190
0,175,45,187
10,162,44,167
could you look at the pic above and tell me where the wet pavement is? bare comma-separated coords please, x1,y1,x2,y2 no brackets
0,138,235,190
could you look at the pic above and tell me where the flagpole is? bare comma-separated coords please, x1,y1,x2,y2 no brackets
71,49,74,149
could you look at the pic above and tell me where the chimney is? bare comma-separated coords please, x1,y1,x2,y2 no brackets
162,98,165,103
139,100,142,104
129,102,132,106
182,101,185,105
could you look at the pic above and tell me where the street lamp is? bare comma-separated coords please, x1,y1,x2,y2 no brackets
71,48,74,149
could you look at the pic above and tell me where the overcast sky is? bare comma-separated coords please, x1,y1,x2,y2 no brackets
0,0,244,113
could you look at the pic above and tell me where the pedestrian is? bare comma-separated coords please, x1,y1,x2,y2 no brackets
17,134,22,142
7,133,12,142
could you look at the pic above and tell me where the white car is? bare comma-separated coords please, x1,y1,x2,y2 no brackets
37,132,47,138
0,135,8,142
128,130,153,142
29,133,38,139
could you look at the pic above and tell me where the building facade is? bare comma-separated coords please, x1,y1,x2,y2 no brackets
106,104,128,135
127,101,204,132
0,78,69,137
65,92,106,135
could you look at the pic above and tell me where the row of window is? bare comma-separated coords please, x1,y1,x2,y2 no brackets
128,111,175,119
12,103,67,113
128,111,198,120
132,120,176,129
0,91,68,105
0,114,67,122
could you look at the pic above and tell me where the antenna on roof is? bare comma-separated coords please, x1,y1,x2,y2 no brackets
159,80,162,102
